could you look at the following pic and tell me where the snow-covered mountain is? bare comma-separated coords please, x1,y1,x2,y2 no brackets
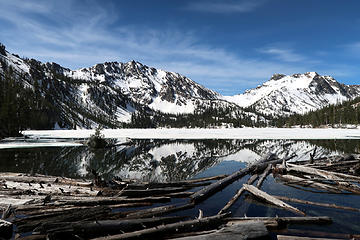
0,44,262,129
224,72,360,117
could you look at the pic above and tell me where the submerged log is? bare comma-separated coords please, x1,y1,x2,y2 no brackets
273,195,360,212
218,174,258,215
256,164,272,189
90,213,231,240
191,154,292,204
242,184,305,215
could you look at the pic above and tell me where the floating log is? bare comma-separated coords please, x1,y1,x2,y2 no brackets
218,174,258,215
42,216,187,238
170,221,269,240
277,235,341,240
54,196,171,206
90,213,230,240
287,164,360,194
256,164,272,189
276,175,342,193
117,187,190,198
191,154,292,204
226,216,332,226
273,195,360,213
242,184,305,215
287,163,360,182
277,229,360,240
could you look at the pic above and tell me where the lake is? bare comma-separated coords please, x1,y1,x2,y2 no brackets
1,137,360,236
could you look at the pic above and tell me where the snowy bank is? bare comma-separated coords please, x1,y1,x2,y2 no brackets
24,128,360,140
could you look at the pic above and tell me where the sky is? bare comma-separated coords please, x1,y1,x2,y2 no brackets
0,0,360,95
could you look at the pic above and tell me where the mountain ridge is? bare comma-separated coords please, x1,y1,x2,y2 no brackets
0,43,263,132
223,71,360,117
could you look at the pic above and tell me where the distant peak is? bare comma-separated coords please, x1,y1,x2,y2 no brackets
270,73,286,81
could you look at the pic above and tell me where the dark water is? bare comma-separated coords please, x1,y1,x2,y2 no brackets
1,138,360,235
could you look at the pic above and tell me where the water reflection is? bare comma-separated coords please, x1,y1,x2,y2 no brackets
0,139,359,182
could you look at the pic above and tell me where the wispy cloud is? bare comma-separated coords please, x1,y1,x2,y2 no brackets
258,47,306,62
185,0,266,13
0,0,315,95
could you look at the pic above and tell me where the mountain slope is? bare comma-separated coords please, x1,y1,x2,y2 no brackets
224,72,360,117
0,43,264,131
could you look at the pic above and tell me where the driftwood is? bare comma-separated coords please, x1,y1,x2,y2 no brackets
287,163,360,182
273,195,360,212
226,216,332,228
256,164,272,189
277,229,360,240
90,213,230,240
191,154,290,203
276,175,342,193
242,184,305,215
218,174,258,215
43,216,187,238
277,235,340,240
170,221,269,240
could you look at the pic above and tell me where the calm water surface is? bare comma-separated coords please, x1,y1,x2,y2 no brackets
1,138,360,234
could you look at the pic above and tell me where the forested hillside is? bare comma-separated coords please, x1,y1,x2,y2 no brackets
274,97,360,127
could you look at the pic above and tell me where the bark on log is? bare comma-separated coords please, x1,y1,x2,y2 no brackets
242,184,305,215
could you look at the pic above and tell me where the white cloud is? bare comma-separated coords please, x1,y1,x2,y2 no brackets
185,0,266,13
0,0,314,95
258,47,306,62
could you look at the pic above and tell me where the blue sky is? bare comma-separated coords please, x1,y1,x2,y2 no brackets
0,0,359,95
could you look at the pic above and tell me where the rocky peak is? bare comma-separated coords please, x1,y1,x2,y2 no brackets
270,73,286,81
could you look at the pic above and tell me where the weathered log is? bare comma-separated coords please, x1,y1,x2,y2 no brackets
242,184,305,215
277,235,340,240
276,175,342,193
226,216,332,226
169,221,269,240
218,174,258,215
117,187,190,198
1,204,12,219
54,196,171,206
191,154,290,204
256,164,272,189
287,164,360,193
43,216,187,238
287,163,360,182
90,213,231,240
119,203,195,219
15,206,112,233
277,229,360,240
273,195,360,212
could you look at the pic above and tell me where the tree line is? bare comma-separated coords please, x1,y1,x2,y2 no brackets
273,97,360,127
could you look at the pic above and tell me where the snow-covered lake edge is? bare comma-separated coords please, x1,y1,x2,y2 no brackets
23,127,360,140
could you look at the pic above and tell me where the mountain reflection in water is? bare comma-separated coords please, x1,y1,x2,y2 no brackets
0,139,359,182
